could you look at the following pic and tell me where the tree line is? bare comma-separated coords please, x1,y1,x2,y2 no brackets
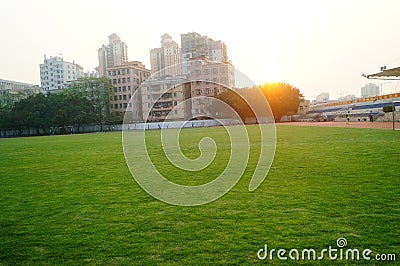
0,77,123,135
0,79,304,135
217,82,304,122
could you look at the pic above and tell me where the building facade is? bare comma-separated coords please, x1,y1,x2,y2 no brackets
361,83,380,98
189,57,235,117
337,94,356,101
315,92,329,103
297,100,310,114
39,55,84,93
180,32,229,75
141,75,191,122
98,33,128,77
0,78,41,106
150,34,181,77
106,61,150,120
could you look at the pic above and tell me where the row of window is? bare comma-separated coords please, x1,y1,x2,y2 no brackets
110,86,132,92
193,88,221,95
110,77,142,85
147,101,178,108
146,92,177,100
111,94,132,101
41,80,65,86
42,75,63,80
41,64,75,69
41,70,75,75
108,69,132,76
111,102,131,109
193,68,228,76
149,110,180,117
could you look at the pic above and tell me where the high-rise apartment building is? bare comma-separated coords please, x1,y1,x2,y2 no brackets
181,32,229,75
361,83,380,98
106,61,150,120
150,34,181,77
141,75,191,122
98,33,128,77
189,56,235,116
39,55,84,93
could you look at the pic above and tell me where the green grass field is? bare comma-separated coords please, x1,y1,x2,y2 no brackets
1,126,399,265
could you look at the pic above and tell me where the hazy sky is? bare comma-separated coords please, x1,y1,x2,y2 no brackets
1,0,400,100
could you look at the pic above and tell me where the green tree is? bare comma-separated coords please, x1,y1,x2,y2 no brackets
383,105,395,113
259,82,304,122
66,77,112,130
57,88,94,128
216,88,256,121
0,93,14,130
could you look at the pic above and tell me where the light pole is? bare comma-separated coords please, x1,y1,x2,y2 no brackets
380,82,391,96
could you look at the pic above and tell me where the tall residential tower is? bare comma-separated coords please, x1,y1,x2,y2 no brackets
150,34,181,77
180,32,229,75
97,33,128,77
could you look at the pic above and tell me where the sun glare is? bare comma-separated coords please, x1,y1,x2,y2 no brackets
260,65,280,83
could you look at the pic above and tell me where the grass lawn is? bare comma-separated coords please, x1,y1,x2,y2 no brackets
0,126,399,265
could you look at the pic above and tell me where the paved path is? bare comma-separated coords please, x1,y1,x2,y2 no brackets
278,121,400,130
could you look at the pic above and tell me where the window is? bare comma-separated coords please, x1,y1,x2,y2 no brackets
114,96,118,101
128,86,131,91
122,86,126,91
119,95,122,100
123,103,127,108
122,78,126,83
121,69,125,75
113,79,117,84
123,95,127,100
118,78,121,83
127,69,130,74
114,104,118,109
127,77,130,83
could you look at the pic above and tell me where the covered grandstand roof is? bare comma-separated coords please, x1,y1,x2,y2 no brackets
364,66,400,80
